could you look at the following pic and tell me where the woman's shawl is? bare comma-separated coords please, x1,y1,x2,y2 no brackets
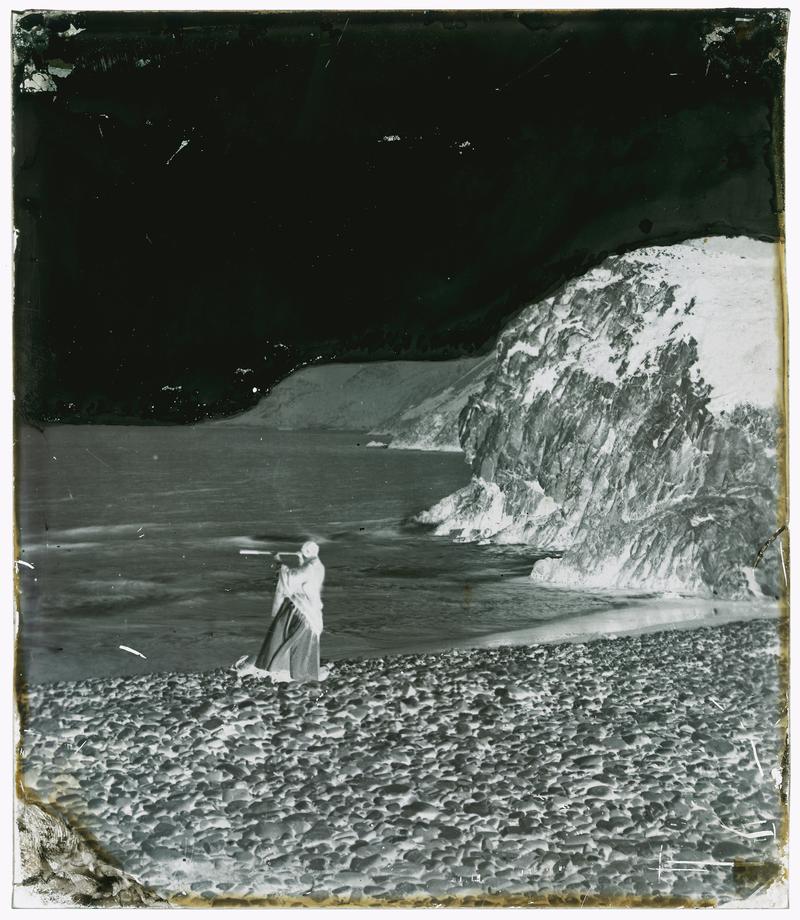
272,559,325,637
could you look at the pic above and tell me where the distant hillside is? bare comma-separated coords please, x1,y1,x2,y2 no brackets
219,359,484,435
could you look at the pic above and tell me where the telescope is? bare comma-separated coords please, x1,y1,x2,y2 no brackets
239,549,303,561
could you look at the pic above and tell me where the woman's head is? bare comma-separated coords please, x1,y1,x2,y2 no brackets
301,540,320,560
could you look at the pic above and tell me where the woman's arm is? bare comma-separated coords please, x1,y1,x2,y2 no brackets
275,551,303,566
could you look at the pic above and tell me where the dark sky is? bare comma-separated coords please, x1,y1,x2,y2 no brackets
13,9,786,423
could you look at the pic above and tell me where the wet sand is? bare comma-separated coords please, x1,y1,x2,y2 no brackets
341,596,779,661
19,618,786,906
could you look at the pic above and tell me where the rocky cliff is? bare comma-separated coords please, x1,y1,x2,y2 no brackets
419,237,785,599
377,355,493,450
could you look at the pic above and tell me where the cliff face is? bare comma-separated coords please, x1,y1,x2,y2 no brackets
377,355,493,451
419,238,784,599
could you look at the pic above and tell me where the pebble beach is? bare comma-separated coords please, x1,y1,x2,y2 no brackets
18,618,786,907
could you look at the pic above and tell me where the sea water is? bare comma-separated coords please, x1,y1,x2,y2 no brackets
15,425,774,684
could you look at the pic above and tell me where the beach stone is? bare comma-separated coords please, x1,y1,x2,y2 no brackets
712,841,754,860
255,820,289,840
350,853,383,872
464,800,491,817
336,871,373,887
707,738,736,756
305,824,334,844
564,833,593,847
249,801,278,817
402,802,440,820
671,877,705,897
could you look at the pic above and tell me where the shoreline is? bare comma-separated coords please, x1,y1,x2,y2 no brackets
19,593,780,689
18,618,786,906
324,595,780,665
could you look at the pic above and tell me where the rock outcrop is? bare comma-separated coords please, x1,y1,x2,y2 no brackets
16,800,165,907
420,237,784,598
377,355,493,451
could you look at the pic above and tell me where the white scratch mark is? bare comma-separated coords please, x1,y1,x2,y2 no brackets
497,45,562,92
166,139,190,166
324,17,349,70
119,645,147,659
657,844,663,882
778,538,787,586
708,696,725,711
750,739,764,777
84,447,112,469
671,859,734,867
717,819,773,839
16,559,35,571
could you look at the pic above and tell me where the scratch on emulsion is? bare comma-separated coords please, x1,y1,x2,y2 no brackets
325,17,350,69
84,447,112,469
166,139,190,165
750,739,764,777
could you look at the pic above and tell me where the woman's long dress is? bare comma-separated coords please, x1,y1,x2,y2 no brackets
254,597,320,680
255,559,325,682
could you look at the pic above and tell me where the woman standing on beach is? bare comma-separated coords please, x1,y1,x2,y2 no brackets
248,541,327,682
